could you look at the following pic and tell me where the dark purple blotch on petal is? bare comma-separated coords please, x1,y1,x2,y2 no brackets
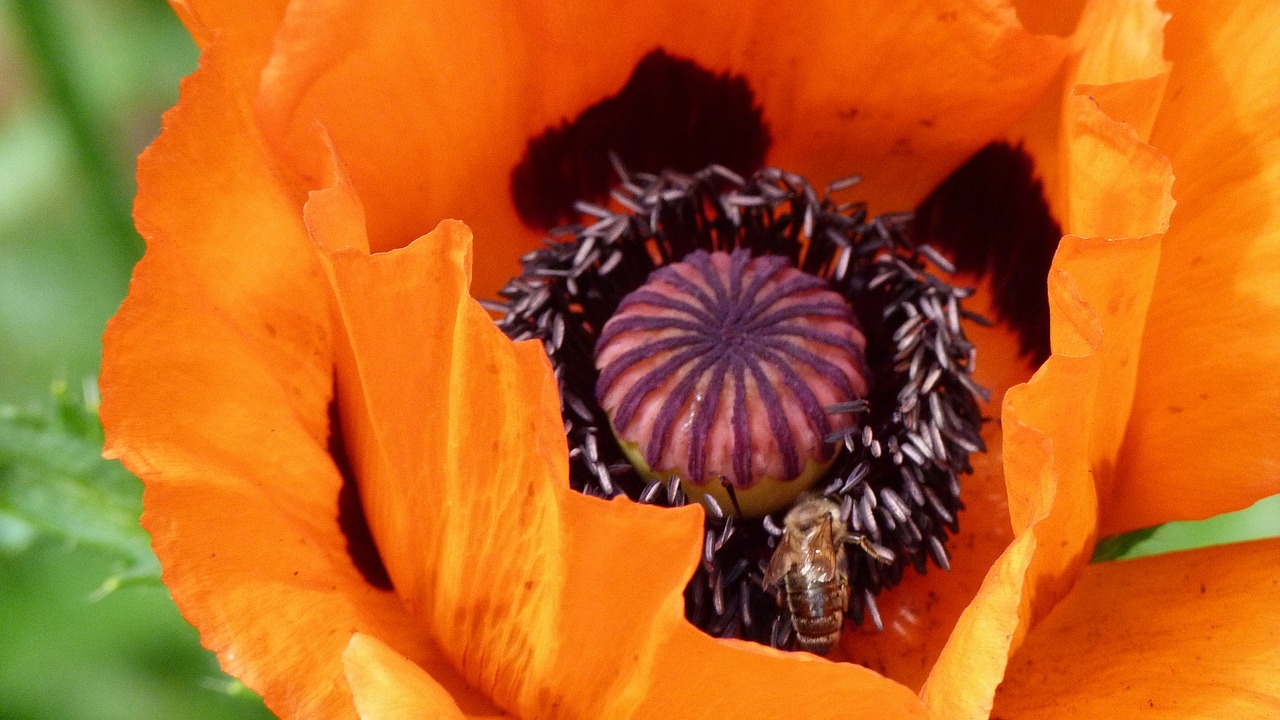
511,48,771,230
912,142,1062,362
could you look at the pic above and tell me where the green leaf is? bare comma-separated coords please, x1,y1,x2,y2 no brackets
1093,493,1280,563
1091,525,1161,562
0,380,159,594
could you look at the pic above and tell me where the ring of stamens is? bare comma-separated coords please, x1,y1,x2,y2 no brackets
491,164,988,649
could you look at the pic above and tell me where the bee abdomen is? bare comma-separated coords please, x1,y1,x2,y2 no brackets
785,579,848,655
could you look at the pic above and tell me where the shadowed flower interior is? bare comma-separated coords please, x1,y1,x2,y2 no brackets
99,1,1280,718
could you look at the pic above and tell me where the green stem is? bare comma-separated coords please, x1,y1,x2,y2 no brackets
9,0,144,270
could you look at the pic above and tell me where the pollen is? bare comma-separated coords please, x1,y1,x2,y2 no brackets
595,249,868,516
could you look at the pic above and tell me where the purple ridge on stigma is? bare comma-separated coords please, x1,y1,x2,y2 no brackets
594,248,869,492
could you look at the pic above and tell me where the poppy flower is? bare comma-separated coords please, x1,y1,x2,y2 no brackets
100,0,1280,718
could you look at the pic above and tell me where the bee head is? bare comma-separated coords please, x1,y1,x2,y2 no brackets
784,493,843,541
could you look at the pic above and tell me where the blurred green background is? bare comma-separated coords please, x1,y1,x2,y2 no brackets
0,2,1276,719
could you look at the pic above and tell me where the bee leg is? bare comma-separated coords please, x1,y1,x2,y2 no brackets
768,583,784,607
847,533,896,565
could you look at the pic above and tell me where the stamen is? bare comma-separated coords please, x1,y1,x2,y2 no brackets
491,164,988,652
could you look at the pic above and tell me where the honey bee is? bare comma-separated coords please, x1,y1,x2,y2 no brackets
764,494,892,655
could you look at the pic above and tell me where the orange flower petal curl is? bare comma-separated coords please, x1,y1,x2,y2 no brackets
992,536,1280,718
1109,0,1280,534
101,33,488,719
912,4,1174,716
344,634,499,720
919,230,1163,720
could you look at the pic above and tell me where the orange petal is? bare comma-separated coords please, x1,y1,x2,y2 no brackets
1061,0,1174,239
170,0,288,78
919,48,1170,715
1071,0,1169,91
993,536,1280,718
920,353,1096,720
1008,0,1171,242
827,3,1171,691
1056,0,1175,506
254,0,1066,297
344,634,507,720
921,532,1037,720
1009,0,1087,37
915,6,1172,713
921,241,1159,720
1109,0,1280,534
636,624,929,719
317,212,930,717
100,33,454,720
1061,91,1173,239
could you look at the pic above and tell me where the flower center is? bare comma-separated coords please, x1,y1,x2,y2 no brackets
491,163,987,652
595,249,869,516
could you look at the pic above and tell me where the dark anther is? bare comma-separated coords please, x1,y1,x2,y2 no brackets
510,48,771,230
912,142,1062,363
721,477,744,518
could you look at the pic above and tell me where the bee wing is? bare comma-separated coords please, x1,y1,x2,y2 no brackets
763,533,797,588
805,515,842,580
